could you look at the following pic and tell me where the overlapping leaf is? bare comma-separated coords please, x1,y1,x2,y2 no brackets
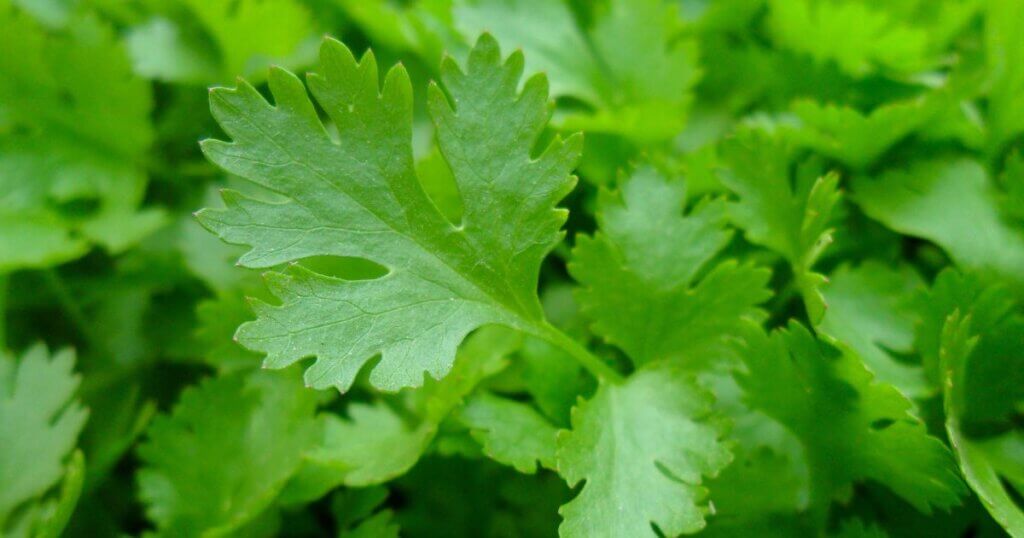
458,392,558,473
137,369,318,535
767,0,975,77
853,159,1024,293
719,128,840,323
734,322,966,518
280,326,519,504
455,0,699,141
127,0,318,83
0,2,163,271
817,262,929,397
0,345,87,534
571,168,770,367
940,313,1024,536
791,98,936,169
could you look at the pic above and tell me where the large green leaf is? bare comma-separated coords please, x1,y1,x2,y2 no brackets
197,35,581,391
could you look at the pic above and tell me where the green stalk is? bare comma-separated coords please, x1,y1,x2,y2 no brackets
42,269,95,348
534,321,625,385
0,273,7,351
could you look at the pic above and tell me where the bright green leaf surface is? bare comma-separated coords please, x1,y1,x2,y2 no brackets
0,3,162,270
853,159,1024,292
198,35,580,391
127,0,317,83
818,262,929,397
985,0,1024,153
458,392,558,473
767,0,972,77
791,98,935,169
0,345,87,533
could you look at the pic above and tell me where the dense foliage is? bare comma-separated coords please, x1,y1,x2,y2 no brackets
2,0,1023,536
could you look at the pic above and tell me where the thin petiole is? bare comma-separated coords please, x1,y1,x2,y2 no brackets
534,321,625,385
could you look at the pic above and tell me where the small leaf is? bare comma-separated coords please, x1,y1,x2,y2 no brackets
459,392,558,474
734,322,966,517
137,369,318,535
0,345,87,533
556,363,731,537
571,167,770,367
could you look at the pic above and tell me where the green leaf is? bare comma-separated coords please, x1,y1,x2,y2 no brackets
393,455,568,537
719,128,840,323
194,292,264,373
817,262,929,397
306,401,434,489
832,519,889,538
197,34,583,392
458,392,558,473
517,336,593,426
343,510,400,538
281,326,520,503
125,17,220,84
570,168,770,367
940,312,1024,537
999,153,1024,225
791,98,935,169
0,345,87,533
985,0,1024,153
701,371,810,522
78,384,155,491
137,369,318,536
127,0,317,83
556,363,731,537
734,322,966,517
455,0,699,141
32,450,84,538
0,3,163,270
335,0,454,66
770,0,974,76
178,187,252,293
330,486,390,531
919,268,1024,430
853,159,1024,292
914,269,1016,387
9,0,71,28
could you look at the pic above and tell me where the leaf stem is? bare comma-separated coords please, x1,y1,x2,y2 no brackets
0,273,7,351
534,321,625,385
42,269,95,348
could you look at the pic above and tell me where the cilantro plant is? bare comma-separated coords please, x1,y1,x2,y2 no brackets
2,1,1024,537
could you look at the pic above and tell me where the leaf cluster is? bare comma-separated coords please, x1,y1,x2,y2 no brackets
3,1,1024,537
